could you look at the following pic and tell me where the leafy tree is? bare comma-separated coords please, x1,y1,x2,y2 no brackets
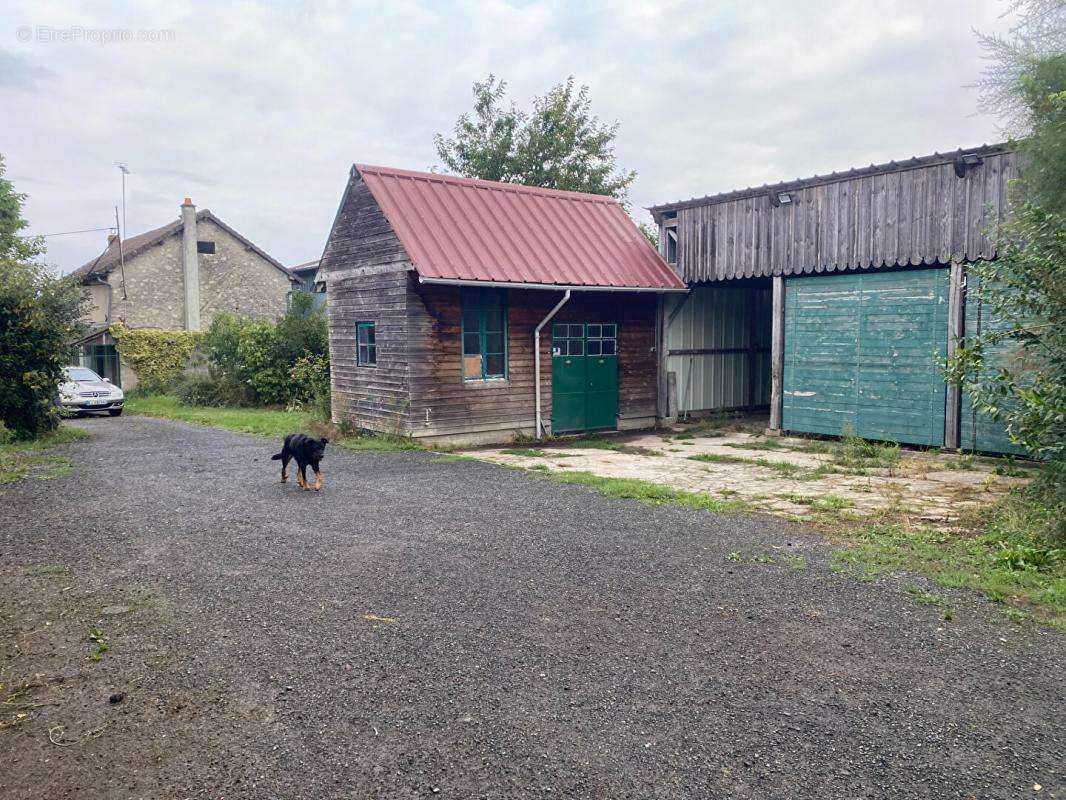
0,156,43,263
435,75,636,205
949,2,1066,513
0,155,87,438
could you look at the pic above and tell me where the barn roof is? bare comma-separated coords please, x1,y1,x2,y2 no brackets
648,142,1013,216
354,164,685,291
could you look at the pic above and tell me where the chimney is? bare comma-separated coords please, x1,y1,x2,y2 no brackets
180,197,200,331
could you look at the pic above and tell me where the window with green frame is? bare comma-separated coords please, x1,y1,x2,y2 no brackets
356,321,376,366
461,288,507,380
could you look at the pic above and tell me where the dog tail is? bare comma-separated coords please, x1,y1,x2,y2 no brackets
270,452,283,460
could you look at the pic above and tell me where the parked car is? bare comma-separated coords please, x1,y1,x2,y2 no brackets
57,367,124,416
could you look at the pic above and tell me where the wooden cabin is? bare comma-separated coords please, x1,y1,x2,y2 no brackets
320,165,686,445
650,143,1024,454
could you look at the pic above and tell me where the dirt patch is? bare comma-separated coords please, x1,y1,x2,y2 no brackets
463,427,1035,526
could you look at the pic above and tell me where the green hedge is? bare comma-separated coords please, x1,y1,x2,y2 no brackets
109,323,200,392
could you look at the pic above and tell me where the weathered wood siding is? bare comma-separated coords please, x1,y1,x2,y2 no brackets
406,283,658,439
329,269,411,433
661,148,1017,282
782,268,950,446
324,170,662,442
324,173,414,433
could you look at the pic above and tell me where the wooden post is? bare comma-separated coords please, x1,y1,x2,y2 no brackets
944,261,965,451
745,287,757,411
768,276,785,432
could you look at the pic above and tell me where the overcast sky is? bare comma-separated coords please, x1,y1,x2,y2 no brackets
2,0,1016,274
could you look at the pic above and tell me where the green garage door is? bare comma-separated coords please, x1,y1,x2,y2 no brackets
959,274,1028,456
783,269,949,446
551,323,619,434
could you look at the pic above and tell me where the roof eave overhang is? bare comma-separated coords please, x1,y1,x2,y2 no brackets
417,275,687,294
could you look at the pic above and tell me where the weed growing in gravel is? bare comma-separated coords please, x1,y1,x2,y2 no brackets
750,552,774,564
560,435,663,457
431,454,480,464
0,426,87,483
726,551,742,562
905,584,955,620
501,447,547,457
782,554,807,569
24,565,69,577
722,438,785,452
537,470,752,513
88,628,109,661
689,452,806,478
834,425,901,473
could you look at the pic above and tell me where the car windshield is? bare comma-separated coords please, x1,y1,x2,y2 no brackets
65,367,102,382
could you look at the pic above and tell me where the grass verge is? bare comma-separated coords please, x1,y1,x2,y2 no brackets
534,469,753,513
126,394,422,451
0,426,88,483
126,395,304,437
827,487,1064,630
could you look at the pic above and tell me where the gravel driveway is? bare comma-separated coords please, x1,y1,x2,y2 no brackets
1,416,1063,799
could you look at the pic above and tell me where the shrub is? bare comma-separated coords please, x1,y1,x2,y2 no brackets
290,353,331,418
109,323,200,393
200,297,328,407
172,374,224,407
0,262,87,438
236,321,291,404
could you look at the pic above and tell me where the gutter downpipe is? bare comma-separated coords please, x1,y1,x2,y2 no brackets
534,289,571,439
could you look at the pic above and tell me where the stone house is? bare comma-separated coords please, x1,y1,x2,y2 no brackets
71,199,297,388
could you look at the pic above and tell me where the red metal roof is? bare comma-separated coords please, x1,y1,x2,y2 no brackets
355,164,686,291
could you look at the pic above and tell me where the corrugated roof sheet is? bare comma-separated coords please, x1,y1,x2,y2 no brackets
356,164,685,290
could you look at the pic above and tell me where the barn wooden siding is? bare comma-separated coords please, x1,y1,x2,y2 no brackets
407,284,658,439
653,146,1017,282
325,174,414,433
324,171,660,440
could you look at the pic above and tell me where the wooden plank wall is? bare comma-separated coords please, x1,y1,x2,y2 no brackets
781,269,950,447
667,150,1017,282
407,283,658,439
329,269,411,434
324,173,414,433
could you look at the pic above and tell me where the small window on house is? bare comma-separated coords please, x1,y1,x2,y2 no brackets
665,228,678,264
461,288,507,380
197,240,216,254
356,321,376,366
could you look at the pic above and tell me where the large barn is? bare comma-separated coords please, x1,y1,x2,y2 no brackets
320,165,686,445
650,143,1023,454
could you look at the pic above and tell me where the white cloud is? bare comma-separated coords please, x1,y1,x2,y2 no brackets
0,0,1015,273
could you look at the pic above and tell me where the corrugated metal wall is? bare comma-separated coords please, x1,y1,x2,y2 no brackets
666,285,771,413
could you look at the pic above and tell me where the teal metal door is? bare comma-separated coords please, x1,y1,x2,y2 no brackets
959,274,1028,456
783,270,949,446
551,323,618,434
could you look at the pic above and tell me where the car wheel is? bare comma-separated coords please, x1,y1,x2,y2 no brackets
108,409,123,417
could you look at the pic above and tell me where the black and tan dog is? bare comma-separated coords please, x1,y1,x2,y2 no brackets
271,433,328,491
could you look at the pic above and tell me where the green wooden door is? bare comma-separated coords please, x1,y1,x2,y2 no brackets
783,269,949,446
959,274,1028,456
551,323,618,434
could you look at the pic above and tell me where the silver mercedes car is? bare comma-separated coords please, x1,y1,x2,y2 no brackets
57,366,125,416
